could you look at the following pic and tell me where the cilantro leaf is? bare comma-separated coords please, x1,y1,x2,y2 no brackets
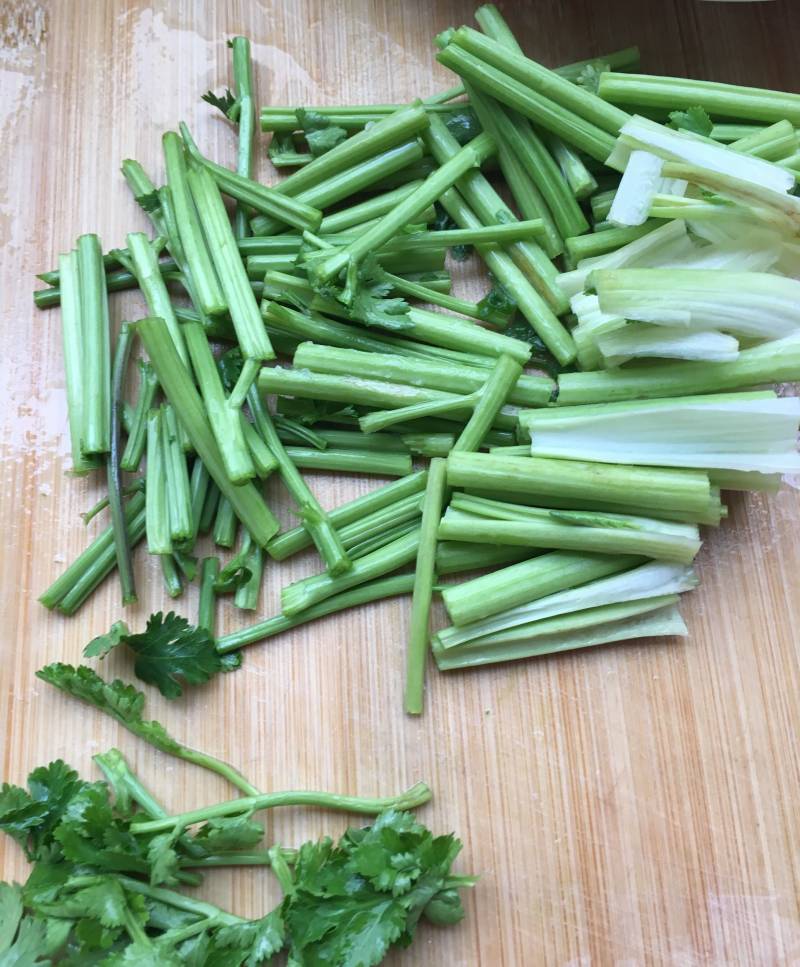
0,881,23,952
444,108,480,146
216,346,245,395
669,106,713,137
202,88,238,119
477,282,517,327
122,611,223,699
431,203,471,261
215,909,286,964
314,255,413,332
192,813,265,852
297,109,348,157
84,621,130,659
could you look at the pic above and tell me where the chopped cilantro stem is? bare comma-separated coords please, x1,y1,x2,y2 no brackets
198,479,221,534
182,321,255,484
555,45,641,82
556,336,800,405
597,71,800,125
453,354,522,452
447,451,716,520
547,134,598,199
130,781,432,835
359,393,480,435
231,37,255,237
162,404,193,542
145,408,172,555
39,491,147,612
260,103,460,132
218,573,416,651
405,458,447,715
452,27,630,135
34,258,180,309
185,166,274,362
335,493,423,551
77,234,112,456
120,360,158,473
281,526,421,616
198,557,220,633
284,428,404,453
319,182,425,232
250,140,425,235
121,158,166,234
292,342,552,407
107,321,137,604
285,446,412,476
242,416,279,477
162,132,227,316
161,553,183,597
435,540,531,575
136,317,279,546
437,42,616,161
401,432,455,457
234,538,264,611
247,384,351,576
189,457,211,541
180,124,323,233
711,123,765,142
565,221,657,262
213,496,238,548
268,470,427,560
378,270,512,326
126,232,188,365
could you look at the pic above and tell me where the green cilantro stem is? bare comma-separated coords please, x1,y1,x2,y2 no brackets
379,270,511,326
136,317,279,546
452,354,522,453
125,232,188,365
401,432,455,457
260,103,459,132
281,526,421,616
213,497,238,548
268,470,427,560
162,132,227,316
247,384,351,576
435,540,531,575
189,457,211,541
231,36,255,238
405,458,447,715
182,321,255,484
452,27,630,135
555,45,641,82
39,492,147,613
146,409,172,555
121,158,166,234
234,539,264,611
185,166,274,362
437,42,615,161
77,234,112,455
447,451,716,519
314,132,497,281
319,182,425,232
565,222,657,262
162,404,193,542
58,250,98,473
218,573,416,652
359,393,479,435
34,258,181,309
589,188,616,223
120,361,158,473
251,140,425,235
556,336,800,405
291,342,552,407
107,321,137,605
285,446,412,476
242,417,279,477
129,781,432,835
284,428,404,453
160,553,183,597
710,123,765,142
597,71,800,125
198,480,221,535
198,557,220,634
335,493,423,552
546,134,598,199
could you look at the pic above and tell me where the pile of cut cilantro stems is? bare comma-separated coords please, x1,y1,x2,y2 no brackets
14,7,800,957
33,6,800,711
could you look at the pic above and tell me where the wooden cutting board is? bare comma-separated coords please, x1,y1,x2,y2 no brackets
2,1,800,962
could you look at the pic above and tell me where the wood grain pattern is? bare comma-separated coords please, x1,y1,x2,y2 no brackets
2,1,800,963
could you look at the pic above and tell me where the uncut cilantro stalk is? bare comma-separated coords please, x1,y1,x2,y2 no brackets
121,360,158,472
129,780,432,835
162,132,226,316
598,71,800,125
218,574,416,652
281,526,421,616
39,492,146,612
146,408,172,555
268,470,427,560
198,557,220,634
231,36,255,238
291,342,552,406
247,384,351,576
58,250,98,473
180,123,323,232
186,166,274,370
405,458,447,715
37,663,261,795
108,321,137,604
77,234,112,455
313,132,497,281
162,404,193,543
137,317,279,546
125,232,188,365
260,103,460,132
452,354,522,453
182,321,255,484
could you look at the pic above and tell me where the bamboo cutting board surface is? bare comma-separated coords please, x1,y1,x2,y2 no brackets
2,1,800,963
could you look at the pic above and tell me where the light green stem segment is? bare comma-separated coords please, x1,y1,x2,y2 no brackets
162,131,226,316
129,781,433,835
216,573,416,652
136,317,279,547
146,408,172,555
314,131,497,282
77,234,112,456
231,36,254,238
126,232,188,365
359,392,479,435
161,404,193,542
183,321,255,484
405,458,448,715
198,557,220,635
285,446,412,476
281,526,421,616
442,549,639,627
268,471,427,560
453,354,522,453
